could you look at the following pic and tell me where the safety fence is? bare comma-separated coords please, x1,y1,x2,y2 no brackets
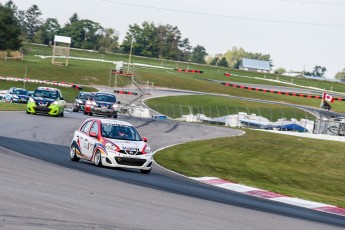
147,104,345,135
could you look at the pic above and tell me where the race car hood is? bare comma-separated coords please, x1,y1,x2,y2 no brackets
95,101,115,108
106,138,146,153
32,97,56,106
15,94,29,101
15,94,29,99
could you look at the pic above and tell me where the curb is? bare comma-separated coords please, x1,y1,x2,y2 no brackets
190,177,345,217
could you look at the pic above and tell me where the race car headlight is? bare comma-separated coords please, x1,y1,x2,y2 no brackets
105,142,120,152
77,99,83,104
52,101,59,105
13,95,19,99
91,101,98,106
142,144,152,154
29,97,35,103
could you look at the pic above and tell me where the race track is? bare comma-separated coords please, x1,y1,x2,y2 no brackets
0,111,344,230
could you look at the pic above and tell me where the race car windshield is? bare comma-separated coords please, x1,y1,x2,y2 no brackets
79,93,90,100
101,124,141,141
94,94,115,103
13,89,28,95
33,90,59,99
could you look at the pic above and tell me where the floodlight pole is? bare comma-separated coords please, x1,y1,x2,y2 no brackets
23,66,27,89
127,38,134,74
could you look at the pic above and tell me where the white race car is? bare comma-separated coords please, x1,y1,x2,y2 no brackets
70,118,153,174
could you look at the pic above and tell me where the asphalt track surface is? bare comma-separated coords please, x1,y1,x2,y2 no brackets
1,111,345,230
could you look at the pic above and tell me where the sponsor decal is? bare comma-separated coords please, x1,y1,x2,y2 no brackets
123,147,138,155
39,101,48,106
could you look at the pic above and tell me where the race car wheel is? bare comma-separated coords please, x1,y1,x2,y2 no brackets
88,112,93,116
140,168,151,174
70,146,80,161
73,107,78,112
60,111,64,117
113,112,118,118
94,150,102,167
84,111,88,115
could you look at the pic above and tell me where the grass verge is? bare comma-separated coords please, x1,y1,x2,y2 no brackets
154,128,345,208
145,95,315,121
0,103,26,111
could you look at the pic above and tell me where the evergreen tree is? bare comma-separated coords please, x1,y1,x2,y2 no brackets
25,4,42,42
0,2,21,50
191,45,208,64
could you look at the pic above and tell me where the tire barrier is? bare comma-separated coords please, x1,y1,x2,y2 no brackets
221,82,345,101
114,90,138,96
0,76,83,90
174,68,203,74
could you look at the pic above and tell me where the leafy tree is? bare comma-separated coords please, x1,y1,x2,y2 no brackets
210,57,219,65
122,22,158,57
304,65,327,77
60,19,103,49
25,4,42,42
38,18,61,45
224,46,272,69
122,22,191,61
179,38,191,61
98,28,119,52
274,67,287,75
191,45,207,64
0,1,21,50
335,68,345,80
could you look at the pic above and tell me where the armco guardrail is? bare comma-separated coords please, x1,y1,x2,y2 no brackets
221,82,345,101
0,76,83,90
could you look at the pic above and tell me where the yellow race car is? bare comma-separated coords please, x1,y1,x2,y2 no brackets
27,87,66,117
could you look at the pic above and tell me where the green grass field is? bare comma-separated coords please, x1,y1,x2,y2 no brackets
0,102,26,111
1,43,345,208
154,129,345,208
145,95,315,121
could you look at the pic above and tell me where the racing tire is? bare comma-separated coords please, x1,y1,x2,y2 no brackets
26,110,30,114
72,107,78,112
60,111,64,117
70,145,80,162
140,168,151,174
94,150,102,167
84,111,88,115
88,112,93,116
113,112,118,118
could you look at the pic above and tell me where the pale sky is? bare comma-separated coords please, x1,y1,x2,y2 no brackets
5,0,345,78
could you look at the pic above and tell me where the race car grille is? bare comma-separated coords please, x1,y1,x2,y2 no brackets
35,106,51,112
97,104,111,109
115,157,146,166
119,149,142,155
35,101,51,107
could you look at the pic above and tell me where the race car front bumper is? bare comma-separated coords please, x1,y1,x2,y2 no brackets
27,102,61,116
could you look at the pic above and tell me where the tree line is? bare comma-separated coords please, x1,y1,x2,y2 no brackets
0,1,273,67
2,1,343,78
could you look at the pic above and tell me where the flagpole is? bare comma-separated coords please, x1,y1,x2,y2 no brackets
320,92,325,108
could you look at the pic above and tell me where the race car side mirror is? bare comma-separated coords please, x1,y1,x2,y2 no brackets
90,132,97,138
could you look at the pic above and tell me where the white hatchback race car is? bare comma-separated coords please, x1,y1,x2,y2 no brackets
70,118,153,174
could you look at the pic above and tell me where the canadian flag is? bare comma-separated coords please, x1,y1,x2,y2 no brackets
322,92,335,103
